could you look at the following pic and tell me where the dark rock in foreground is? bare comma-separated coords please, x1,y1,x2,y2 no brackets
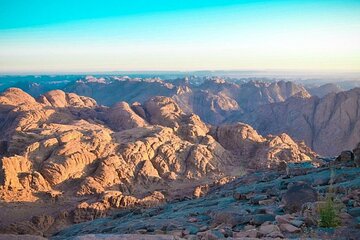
282,182,318,213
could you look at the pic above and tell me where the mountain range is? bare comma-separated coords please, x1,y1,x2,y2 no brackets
3,75,358,156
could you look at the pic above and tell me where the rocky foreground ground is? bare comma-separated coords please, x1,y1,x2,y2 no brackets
51,154,360,240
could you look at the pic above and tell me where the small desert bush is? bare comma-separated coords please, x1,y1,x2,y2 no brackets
318,168,341,228
318,195,341,227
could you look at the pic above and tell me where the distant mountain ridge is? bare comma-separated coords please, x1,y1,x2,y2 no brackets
306,83,343,98
236,87,360,156
62,77,311,124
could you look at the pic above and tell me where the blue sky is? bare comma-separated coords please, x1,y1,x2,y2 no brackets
0,0,359,73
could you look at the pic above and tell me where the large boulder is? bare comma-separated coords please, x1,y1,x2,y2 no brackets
336,150,354,163
282,182,318,213
353,143,360,167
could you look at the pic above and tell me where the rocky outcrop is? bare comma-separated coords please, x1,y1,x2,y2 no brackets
38,90,96,108
335,143,360,167
105,102,148,131
2,215,55,236
144,96,184,128
238,88,360,156
73,191,165,223
211,123,316,168
0,88,37,106
353,143,360,166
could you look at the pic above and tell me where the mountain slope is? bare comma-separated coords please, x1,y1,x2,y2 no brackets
236,88,360,156
306,83,343,98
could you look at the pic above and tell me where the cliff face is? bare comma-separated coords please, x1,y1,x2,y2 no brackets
0,88,315,236
238,88,360,156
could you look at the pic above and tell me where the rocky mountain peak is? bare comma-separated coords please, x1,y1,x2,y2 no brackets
38,90,97,108
0,88,37,106
144,96,185,128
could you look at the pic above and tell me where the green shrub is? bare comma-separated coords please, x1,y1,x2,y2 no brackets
318,195,341,228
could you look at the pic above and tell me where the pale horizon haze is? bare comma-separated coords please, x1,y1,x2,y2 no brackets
0,0,360,73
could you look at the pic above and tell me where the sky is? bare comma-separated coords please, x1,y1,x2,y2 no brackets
0,0,360,73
